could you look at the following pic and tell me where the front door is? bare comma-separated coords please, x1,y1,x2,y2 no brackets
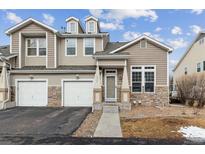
105,69,117,102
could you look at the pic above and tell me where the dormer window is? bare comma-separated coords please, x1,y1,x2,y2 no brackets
68,22,77,33
87,21,95,33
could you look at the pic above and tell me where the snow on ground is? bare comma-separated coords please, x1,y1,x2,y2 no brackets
178,126,205,143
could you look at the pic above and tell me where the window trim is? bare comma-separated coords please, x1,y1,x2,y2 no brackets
83,38,95,56
140,39,147,48
196,62,201,72
26,38,47,57
86,21,97,33
67,21,78,34
65,38,77,56
130,65,156,93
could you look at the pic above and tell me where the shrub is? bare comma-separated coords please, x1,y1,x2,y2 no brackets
175,73,205,108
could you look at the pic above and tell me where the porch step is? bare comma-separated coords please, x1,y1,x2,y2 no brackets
103,105,119,113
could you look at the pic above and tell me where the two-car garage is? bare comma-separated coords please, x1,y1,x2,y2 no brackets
16,79,93,107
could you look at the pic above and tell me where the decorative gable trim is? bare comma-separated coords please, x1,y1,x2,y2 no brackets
110,34,173,54
5,18,58,35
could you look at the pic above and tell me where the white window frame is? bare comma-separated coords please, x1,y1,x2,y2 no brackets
67,21,78,34
86,21,97,33
65,38,77,56
131,65,156,93
196,62,201,72
83,38,95,56
26,38,46,57
140,39,147,48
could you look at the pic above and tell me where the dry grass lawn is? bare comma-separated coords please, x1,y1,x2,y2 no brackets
121,117,205,139
121,105,205,139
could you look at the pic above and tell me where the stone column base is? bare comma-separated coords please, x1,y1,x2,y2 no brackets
93,88,102,104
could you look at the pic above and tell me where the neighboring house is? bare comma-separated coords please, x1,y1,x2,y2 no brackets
1,16,172,110
0,45,17,69
173,32,205,86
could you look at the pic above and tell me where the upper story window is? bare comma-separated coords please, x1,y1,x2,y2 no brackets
184,67,188,75
131,66,155,93
140,40,147,48
84,38,95,55
87,21,95,33
66,38,77,56
197,62,201,72
68,22,77,33
26,38,46,56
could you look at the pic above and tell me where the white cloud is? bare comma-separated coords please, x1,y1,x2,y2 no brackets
89,9,158,22
123,31,164,42
100,22,124,30
171,26,182,35
123,31,141,41
191,9,204,15
189,25,203,34
6,12,22,24
170,59,178,66
155,27,162,32
167,38,188,49
42,13,55,26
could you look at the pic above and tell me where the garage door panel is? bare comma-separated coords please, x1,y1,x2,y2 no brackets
18,81,47,106
63,81,93,107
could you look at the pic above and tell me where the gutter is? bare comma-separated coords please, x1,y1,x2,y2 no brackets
10,69,96,74
93,55,130,59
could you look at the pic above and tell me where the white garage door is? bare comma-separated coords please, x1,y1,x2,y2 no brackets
63,80,93,107
17,81,47,106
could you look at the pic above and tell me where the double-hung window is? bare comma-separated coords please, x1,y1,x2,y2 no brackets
27,38,46,56
197,62,201,72
66,38,76,56
87,21,95,33
132,67,142,92
84,38,95,55
131,66,155,93
69,22,77,33
144,67,155,92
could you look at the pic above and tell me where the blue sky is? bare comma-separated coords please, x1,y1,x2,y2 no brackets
0,9,205,71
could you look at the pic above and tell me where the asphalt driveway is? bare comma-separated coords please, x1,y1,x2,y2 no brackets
0,107,91,136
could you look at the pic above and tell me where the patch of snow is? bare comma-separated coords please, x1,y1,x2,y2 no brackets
178,126,205,143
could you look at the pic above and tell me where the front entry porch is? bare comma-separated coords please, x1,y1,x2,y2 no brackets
93,59,131,111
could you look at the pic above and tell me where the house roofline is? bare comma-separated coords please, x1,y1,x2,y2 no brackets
110,34,173,54
5,17,58,35
173,31,205,72
85,16,98,22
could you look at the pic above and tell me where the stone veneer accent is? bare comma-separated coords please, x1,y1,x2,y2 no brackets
48,86,61,107
130,86,169,106
10,86,61,107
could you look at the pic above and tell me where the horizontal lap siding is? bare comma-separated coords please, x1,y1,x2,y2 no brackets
11,22,55,68
47,32,55,68
122,41,168,86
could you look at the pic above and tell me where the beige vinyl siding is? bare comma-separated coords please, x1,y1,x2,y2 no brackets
120,40,168,86
11,22,55,68
21,36,25,67
58,37,102,66
95,38,103,52
47,32,55,68
173,38,205,82
10,73,94,86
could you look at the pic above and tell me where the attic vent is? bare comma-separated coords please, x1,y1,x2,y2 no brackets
140,40,147,48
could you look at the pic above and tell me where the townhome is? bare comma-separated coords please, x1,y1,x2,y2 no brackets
173,32,205,84
0,16,173,111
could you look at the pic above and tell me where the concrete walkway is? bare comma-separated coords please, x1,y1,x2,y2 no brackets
94,110,122,138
